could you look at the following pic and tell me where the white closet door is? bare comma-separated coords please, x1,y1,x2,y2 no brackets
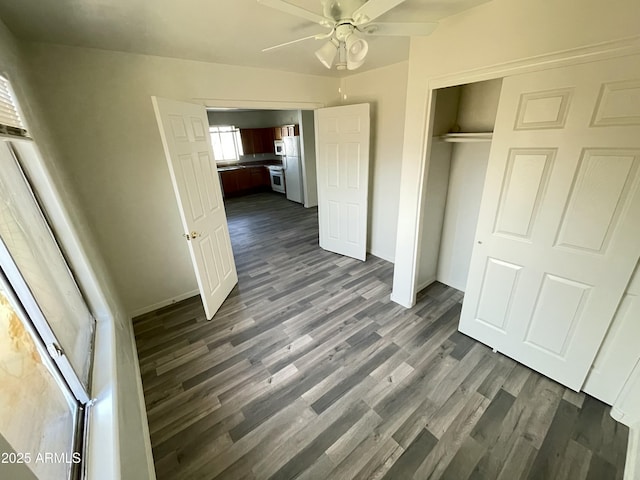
583,263,640,404
459,54,640,390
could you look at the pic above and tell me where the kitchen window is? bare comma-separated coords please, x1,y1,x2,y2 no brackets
209,125,243,162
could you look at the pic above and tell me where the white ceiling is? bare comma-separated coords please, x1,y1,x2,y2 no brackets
0,0,491,77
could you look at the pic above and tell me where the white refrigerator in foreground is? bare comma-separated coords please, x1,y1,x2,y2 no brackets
283,136,303,204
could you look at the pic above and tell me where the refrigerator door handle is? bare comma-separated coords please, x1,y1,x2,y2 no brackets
283,157,287,170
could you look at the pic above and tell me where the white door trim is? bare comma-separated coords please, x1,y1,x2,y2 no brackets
195,98,326,110
429,35,640,90
391,35,640,308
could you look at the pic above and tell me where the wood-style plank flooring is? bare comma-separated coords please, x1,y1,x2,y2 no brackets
133,192,628,480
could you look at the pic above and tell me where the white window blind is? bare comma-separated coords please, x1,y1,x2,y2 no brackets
0,76,27,137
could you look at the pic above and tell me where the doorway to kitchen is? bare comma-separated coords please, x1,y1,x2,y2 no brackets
208,108,318,209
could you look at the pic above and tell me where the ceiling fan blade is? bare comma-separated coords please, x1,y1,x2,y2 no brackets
257,0,332,27
261,31,332,52
361,22,438,36
352,0,408,25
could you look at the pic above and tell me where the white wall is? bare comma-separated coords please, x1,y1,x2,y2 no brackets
416,140,451,290
415,86,459,290
392,0,640,307
22,42,339,316
0,20,154,480
339,61,409,262
436,142,490,291
456,79,502,133
207,109,298,128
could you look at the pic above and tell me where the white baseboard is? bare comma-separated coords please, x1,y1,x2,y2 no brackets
390,292,415,308
390,276,437,308
625,424,640,480
368,247,394,264
125,319,157,480
129,289,200,318
416,276,437,293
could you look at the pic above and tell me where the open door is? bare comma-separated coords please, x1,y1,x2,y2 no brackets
152,97,237,320
459,54,640,390
315,103,370,261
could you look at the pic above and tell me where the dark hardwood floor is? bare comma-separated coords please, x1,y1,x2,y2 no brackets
133,192,628,480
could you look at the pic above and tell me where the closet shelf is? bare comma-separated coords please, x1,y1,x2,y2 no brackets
438,132,493,143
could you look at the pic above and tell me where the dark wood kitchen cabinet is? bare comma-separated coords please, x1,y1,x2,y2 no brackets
240,128,276,154
240,130,253,154
220,170,240,195
247,167,271,190
220,166,271,197
241,126,299,154
236,168,252,191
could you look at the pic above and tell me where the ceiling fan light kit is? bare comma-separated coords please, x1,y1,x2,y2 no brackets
258,0,438,71
315,27,368,70
345,32,368,70
336,42,348,70
315,38,339,69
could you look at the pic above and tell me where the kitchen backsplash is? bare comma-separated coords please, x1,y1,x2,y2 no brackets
216,153,282,168
238,153,278,163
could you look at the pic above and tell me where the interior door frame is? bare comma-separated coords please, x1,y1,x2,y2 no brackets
391,35,640,309
200,99,325,211
389,40,640,480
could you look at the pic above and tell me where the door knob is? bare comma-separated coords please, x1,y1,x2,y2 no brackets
182,231,201,240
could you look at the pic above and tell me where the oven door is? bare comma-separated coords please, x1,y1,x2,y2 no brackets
270,171,285,193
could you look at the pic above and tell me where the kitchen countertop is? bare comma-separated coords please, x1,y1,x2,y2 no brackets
217,159,282,172
217,166,245,171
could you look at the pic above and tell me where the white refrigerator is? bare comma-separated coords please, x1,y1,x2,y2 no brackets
283,136,303,204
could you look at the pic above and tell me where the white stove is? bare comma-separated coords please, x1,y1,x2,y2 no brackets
268,165,285,194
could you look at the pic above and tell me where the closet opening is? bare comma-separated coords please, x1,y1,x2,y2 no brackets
416,78,503,294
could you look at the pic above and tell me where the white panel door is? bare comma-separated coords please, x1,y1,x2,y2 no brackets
152,97,237,320
459,54,640,390
315,104,370,261
583,262,640,404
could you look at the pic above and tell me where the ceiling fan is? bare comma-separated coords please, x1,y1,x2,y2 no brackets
257,0,437,71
